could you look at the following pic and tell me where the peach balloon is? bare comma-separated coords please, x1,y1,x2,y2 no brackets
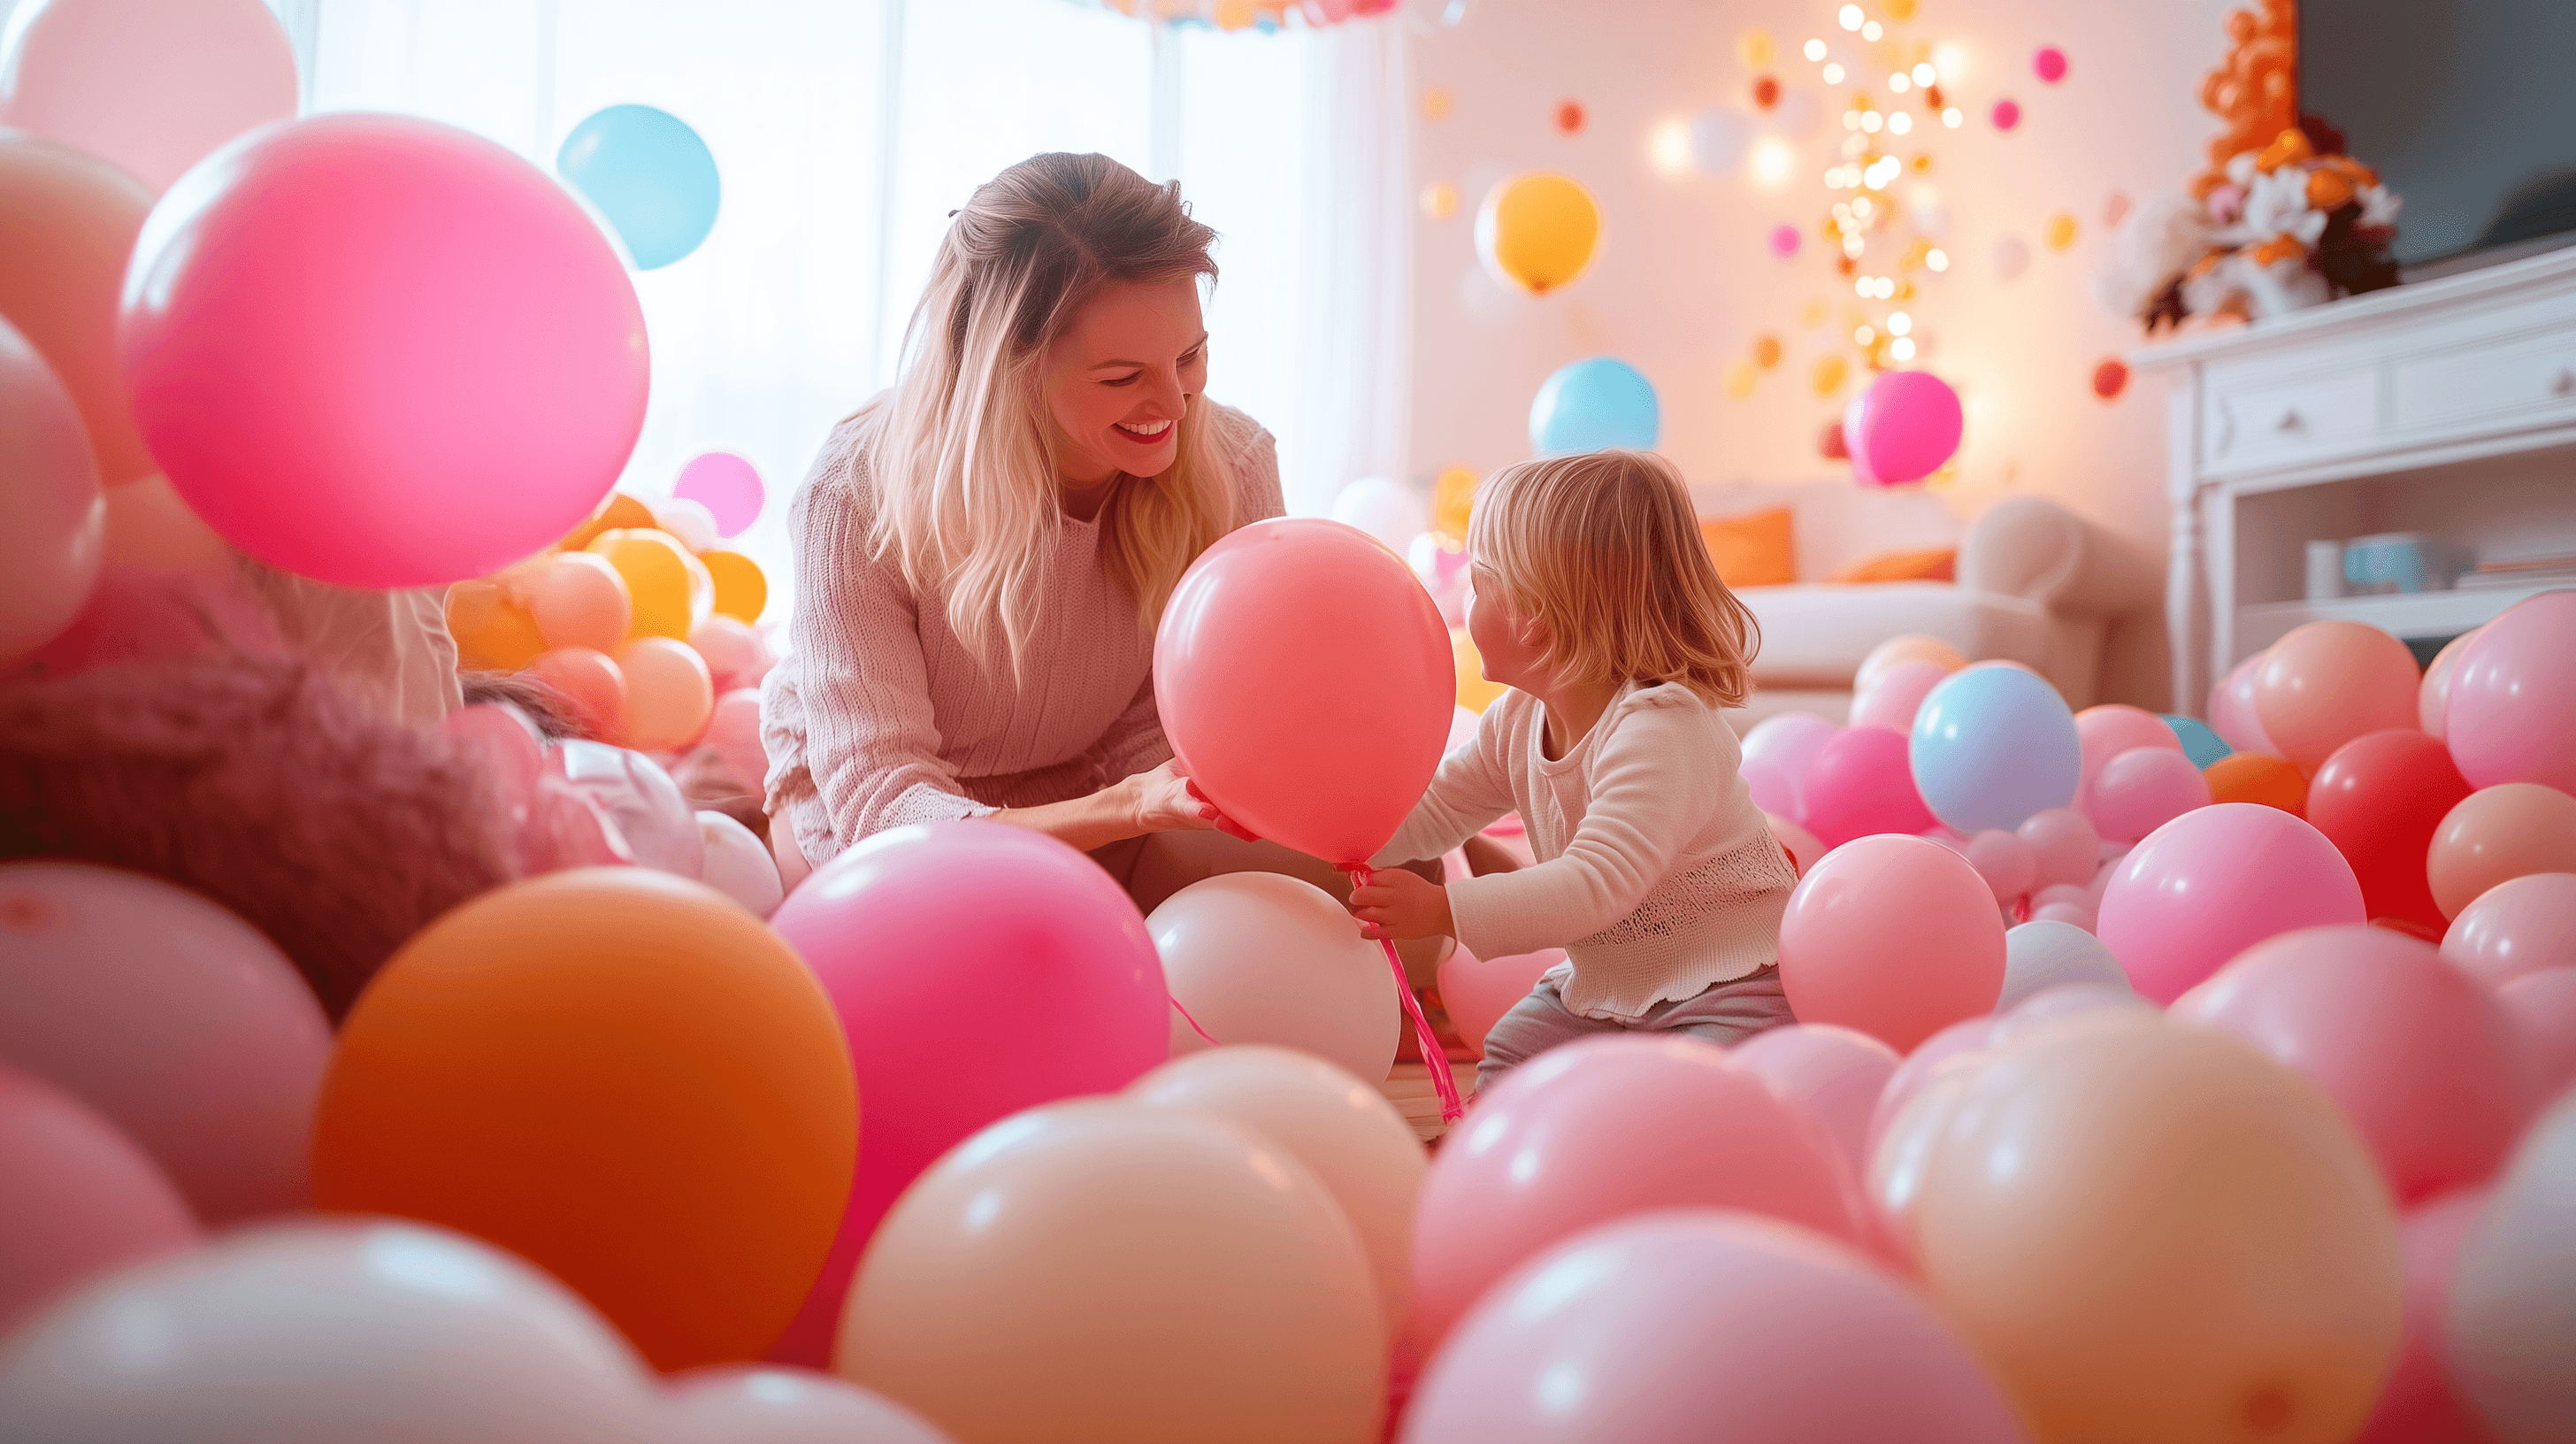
2073,703,2182,814
0,313,104,664
689,613,764,692
446,577,548,672
838,1099,1384,1444
703,687,768,799
0,1063,200,1339
1129,1046,1428,1342
1435,943,1562,1057
589,527,710,640
531,550,632,654
652,495,720,554
2418,627,2481,741
618,635,715,752
2427,784,2576,920
1913,1019,2402,1444
1778,835,2005,1054
2087,745,2212,844
2442,590,2576,795
1855,633,1966,696
0,0,297,195
666,1366,954,1444
2438,872,2576,988
2255,621,2422,766
1732,1023,1902,1179
1150,872,1399,1079
530,645,626,739
1863,1015,1996,1161
99,472,228,579
0,134,155,487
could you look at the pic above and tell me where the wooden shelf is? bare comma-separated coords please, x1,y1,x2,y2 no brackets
2237,580,2568,649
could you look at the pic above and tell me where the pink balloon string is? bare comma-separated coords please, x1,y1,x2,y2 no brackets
1352,864,1466,1126
1170,992,1221,1048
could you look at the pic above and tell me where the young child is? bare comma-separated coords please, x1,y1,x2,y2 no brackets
1348,449,1799,1092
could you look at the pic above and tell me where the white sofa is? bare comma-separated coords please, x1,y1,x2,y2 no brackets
1691,480,2161,730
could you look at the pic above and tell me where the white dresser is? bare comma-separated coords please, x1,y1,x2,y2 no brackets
2133,243,2576,718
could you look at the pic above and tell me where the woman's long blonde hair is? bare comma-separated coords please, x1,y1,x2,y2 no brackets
864,152,1238,675
1469,449,1760,708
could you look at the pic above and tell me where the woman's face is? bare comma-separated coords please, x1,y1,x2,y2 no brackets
1043,274,1208,490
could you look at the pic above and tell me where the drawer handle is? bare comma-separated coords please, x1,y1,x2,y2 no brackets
2275,408,2304,433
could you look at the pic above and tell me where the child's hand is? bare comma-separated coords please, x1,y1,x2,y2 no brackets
1347,865,1453,942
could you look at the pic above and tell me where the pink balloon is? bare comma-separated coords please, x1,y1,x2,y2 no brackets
704,687,769,803
0,1064,199,1338
764,820,1168,1366
1740,711,1841,820
1800,725,1936,848
2174,926,2529,1203
2017,807,2099,889
1850,659,1948,733
1842,370,1963,487
2256,621,2422,767
689,614,765,694
2440,872,2576,988
2087,746,2212,845
1960,829,2036,902
0,0,296,195
672,451,765,540
1154,518,1452,866
0,864,332,1223
2498,970,2576,1106
0,313,104,664
2072,703,2183,816
1733,1024,1903,1178
1764,811,1822,876
554,741,703,879
1768,223,1803,257
666,1365,954,1444
2444,591,2576,795
2205,652,2276,755
1410,1036,1861,1356
2419,628,2480,741
120,113,648,588
1864,1015,1997,1160
2355,1187,2491,1444
2097,803,2365,1004
1780,835,2005,1054
1404,1211,2028,1444
1436,945,1564,1058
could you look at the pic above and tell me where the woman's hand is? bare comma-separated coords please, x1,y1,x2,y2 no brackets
1348,865,1454,942
1126,759,1258,841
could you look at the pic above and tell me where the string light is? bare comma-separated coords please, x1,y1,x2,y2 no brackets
1888,111,1913,134
1861,19,1882,40
1822,62,1845,83
1842,108,1862,129
1912,62,1936,85
1854,276,1874,296
1890,336,1917,360
1805,37,1828,60
1926,248,1949,271
1852,195,1874,218
1887,311,1912,335
1860,111,1882,133
1941,107,1963,127
1837,4,1863,29
1855,325,1876,345
1890,73,1911,93
1648,119,1692,175
1750,137,1797,187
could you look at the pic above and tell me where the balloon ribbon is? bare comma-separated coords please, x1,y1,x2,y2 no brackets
1354,864,1466,1125
1170,992,1221,1047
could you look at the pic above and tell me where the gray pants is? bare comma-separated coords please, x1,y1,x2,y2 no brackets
1477,964,1796,1094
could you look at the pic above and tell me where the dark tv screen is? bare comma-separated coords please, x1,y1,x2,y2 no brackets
2300,0,2576,268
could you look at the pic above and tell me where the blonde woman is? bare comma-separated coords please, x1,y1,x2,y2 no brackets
1349,449,1801,1089
763,152,1435,918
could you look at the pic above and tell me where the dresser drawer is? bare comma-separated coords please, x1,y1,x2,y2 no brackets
2200,365,2380,472
2390,328,2576,434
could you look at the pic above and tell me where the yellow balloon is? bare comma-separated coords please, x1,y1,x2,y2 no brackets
701,549,769,625
1420,85,1453,122
1738,27,1775,71
1476,173,1600,296
560,490,654,553
1813,354,1850,396
1453,626,1506,712
446,579,547,672
1723,362,1759,399
1419,180,1459,220
2046,211,2080,251
587,528,711,641
1432,465,1477,543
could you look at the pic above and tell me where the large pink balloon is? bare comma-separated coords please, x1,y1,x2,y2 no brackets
1435,943,1564,1057
2174,926,2530,1203
1732,1023,1903,1179
2498,970,2576,1106
2418,628,2480,741
0,0,296,195
2096,803,2365,1004
2440,872,2576,988
2443,590,2576,795
1410,1036,1860,1356
1154,518,1452,866
2087,745,2212,844
2072,703,2183,815
764,820,1169,1365
1778,835,2005,1054
119,113,648,588
1402,1212,2028,1444
1842,370,1964,486
0,312,104,664
2205,651,2277,755
2354,1187,2491,1444
0,1064,199,1339
0,864,333,1223
1739,711,1841,820
1800,724,1937,847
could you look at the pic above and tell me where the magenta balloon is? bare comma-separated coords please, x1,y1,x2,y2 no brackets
763,820,1168,1366
672,450,765,539
119,113,648,588
0,0,297,195
2443,591,2576,795
1842,371,1963,486
2204,653,2276,756
0,1064,199,1339
1732,1024,1903,1179
2174,926,2529,1203
1801,725,1936,847
2097,803,2366,1004
2087,746,2212,845
1404,1212,2028,1444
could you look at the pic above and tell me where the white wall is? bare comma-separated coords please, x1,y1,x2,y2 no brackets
1407,0,2240,708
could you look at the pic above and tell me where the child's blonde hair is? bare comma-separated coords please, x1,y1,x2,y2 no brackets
1468,449,1759,708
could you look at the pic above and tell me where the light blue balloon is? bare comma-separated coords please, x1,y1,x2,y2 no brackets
2159,713,2232,768
558,104,719,270
1909,664,2082,833
1530,357,1660,455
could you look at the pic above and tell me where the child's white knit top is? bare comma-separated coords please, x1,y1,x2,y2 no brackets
1371,680,1797,1022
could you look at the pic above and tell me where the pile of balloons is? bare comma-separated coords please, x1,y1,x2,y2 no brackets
1086,0,1399,33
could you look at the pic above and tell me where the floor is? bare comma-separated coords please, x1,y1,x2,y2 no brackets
1378,1060,1480,1144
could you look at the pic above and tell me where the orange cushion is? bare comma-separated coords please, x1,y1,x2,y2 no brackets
1828,546,1957,583
1700,507,1797,588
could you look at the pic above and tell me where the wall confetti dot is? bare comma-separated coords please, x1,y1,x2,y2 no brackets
1801,298,1827,326
1421,181,1460,219
2034,46,2068,83
1752,75,1781,110
1991,97,2021,131
1738,27,1775,71
2105,191,2131,227
1992,234,2031,280
1769,224,1803,258
1819,418,1851,458
1813,354,1849,396
2045,211,2078,250
1882,0,1918,18
1422,85,1453,121
2093,359,2130,401
1555,100,1585,134
1753,334,1783,369
1724,361,1759,399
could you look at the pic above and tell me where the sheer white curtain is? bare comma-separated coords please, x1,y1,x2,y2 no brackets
285,0,1412,592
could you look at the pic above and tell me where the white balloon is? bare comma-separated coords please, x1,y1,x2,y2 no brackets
697,810,784,918
1689,109,1752,176
555,740,705,879
0,1220,662,1444
1329,478,1429,554
1997,920,2130,1010
1149,872,1399,1082
653,495,721,554
666,1365,955,1444
2447,1089,2576,1442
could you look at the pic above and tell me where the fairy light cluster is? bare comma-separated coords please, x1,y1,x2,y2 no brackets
1807,2,1957,373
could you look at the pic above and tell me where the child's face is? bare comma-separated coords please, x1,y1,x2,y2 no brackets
1466,560,1547,691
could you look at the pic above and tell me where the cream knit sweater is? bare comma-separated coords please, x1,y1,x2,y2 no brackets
1372,680,1798,1021
761,400,1284,866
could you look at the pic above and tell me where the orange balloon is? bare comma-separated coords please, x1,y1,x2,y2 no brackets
101,473,231,579
530,550,632,653
310,869,856,1372
838,1098,1383,1444
560,490,656,552
2205,751,2309,817
1855,634,1967,696
0,134,157,488
618,635,715,752
1913,1018,2400,1444
700,549,768,625
2254,621,2421,766
1474,173,1600,296
2427,783,2576,920
529,646,625,738
445,578,548,672
588,528,711,641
